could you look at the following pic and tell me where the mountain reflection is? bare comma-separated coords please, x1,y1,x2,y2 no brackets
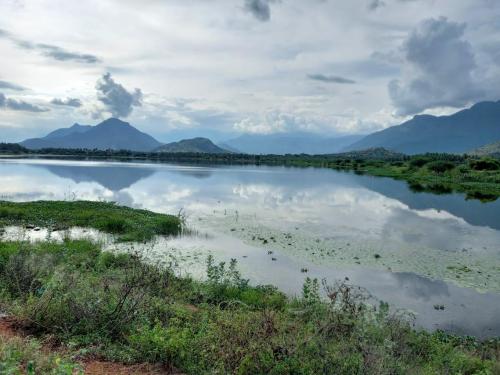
43,164,155,191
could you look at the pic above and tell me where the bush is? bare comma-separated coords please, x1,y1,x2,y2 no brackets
426,161,456,173
470,158,500,171
0,240,498,374
0,242,170,342
409,157,431,168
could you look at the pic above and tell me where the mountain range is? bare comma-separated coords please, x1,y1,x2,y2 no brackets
345,101,500,154
16,100,500,155
220,133,363,155
21,118,162,152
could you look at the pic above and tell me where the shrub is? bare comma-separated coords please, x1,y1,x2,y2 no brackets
426,161,455,173
390,161,404,167
19,257,169,340
0,240,498,374
469,158,500,171
409,157,431,168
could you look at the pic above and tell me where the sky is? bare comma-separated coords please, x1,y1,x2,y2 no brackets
0,0,499,143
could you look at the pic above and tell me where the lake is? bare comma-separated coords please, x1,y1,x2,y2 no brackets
0,158,499,338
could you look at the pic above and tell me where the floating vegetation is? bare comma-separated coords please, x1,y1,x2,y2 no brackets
199,213,500,293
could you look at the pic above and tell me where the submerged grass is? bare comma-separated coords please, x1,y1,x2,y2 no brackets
0,239,498,374
0,200,181,242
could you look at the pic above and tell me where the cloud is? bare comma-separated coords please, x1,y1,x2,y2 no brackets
368,0,385,10
0,28,100,64
243,0,278,22
0,80,25,91
389,17,483,116
0,93,49,112
95,73,143,118
33,44,100,64
234,110,329,134
307,74,356,84
51,97,82,107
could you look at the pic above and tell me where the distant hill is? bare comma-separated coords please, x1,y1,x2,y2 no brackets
331,147,404,160
469,141,500,158
155,137,230,154
217,142,241,153
222,133,364,155
344,101,500,154
20,118,162,152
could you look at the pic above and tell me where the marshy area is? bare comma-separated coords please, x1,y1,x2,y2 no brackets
0,201,499,374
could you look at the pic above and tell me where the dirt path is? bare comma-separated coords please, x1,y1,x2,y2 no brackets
83,361,178,375
0,317,182,375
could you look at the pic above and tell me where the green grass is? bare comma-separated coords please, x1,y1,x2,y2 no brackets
330,157,500,201
0,239,498,374
0,200,181,242
0,335,81,374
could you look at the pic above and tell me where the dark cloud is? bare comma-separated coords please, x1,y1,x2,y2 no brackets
0,93,49,112
308,74,356,84
51,97,83,107
0,80,25,91
95,73,142,118
35,44,100,64
244,0,278,22
389,17,483,116
0,28,100,64
368,0,385,10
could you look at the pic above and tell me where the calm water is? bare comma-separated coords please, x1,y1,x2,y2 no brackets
0,158,499,338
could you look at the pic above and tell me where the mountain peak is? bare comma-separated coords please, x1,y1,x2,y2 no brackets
20,118,161,152
98,118,130,127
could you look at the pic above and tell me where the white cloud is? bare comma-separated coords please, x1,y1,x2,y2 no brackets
0,0,499,139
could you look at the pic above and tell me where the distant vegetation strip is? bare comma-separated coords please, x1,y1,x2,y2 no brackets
0,200,181,242
0,202,498,373
1,143,500,200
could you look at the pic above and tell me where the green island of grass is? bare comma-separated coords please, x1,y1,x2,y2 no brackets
0,201,498,374
0,200,181,242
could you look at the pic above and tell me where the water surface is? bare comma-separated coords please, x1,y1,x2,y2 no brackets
0,158,499,337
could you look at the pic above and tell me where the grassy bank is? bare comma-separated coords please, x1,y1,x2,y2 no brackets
0,200,181,242
0,239,498,374
322,156,500,201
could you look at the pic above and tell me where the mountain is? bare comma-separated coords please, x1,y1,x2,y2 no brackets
344,101,500,154
44,123,92,139
20,118,162,152
217,142,241,153
21,123,92,149
469,141,500,158
222,133,364,155
155,137,230,153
